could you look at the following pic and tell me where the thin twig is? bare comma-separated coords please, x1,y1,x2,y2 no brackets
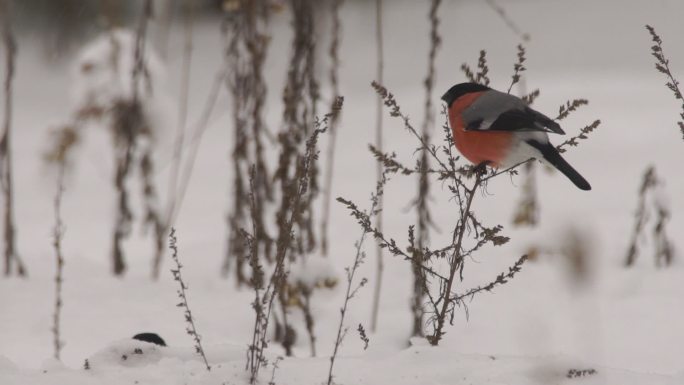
171,68,227,224
556,119,601,153
370,0,384,333
169,228,211,371
51,165,66,360
327,170,385,385
645,24,684,140
321,0,345,257
412,0,442,338
155,0,195,279
453,254,527,303
428,173,482,345
248,99,342,382
625,166,657,267
245,167,267,383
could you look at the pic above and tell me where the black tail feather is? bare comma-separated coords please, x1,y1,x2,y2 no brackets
526,140,591,191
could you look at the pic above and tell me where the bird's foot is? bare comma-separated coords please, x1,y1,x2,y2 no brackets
470,161,491,178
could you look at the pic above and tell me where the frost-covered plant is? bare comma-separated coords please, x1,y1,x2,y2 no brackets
0,0,26,277
222,0,329,357
244,98,342,383
625,166,674,268
287,257,338,357
223,0,274,285
44,24,169,276
258,0,326,357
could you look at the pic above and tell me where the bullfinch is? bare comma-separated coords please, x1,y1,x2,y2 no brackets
441,82,591,190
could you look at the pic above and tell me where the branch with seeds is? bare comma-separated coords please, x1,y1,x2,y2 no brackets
646,24,684,140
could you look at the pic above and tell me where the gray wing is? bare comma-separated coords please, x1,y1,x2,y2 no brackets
461,89,564,134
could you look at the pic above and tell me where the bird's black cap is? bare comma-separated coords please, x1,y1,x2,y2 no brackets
132,332,167,347
441,83,490,107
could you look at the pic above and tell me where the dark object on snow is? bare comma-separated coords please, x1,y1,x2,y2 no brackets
132,332,166,347
566,368,597,378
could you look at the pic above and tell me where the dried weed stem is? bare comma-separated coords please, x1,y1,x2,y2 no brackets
246,99,342,381
169,228,211,371
327,169,385,385
320,0,345,257
625,166,674,267
51,165,66,360
370,0,385,333
646,25,684,140
0,0,25,277
411,0,442,338
224,0,273,284
153,0,195,279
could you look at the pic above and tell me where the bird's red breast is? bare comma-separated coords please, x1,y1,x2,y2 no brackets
447,91,514,167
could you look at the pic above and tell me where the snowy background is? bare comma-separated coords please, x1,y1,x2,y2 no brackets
1,0,683,384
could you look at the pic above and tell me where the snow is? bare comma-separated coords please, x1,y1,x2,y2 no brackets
74,29,166,108
2,0,684,384
289,256,338,291
3,345,684,385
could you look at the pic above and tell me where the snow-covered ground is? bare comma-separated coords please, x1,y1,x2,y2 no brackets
1,0,684,384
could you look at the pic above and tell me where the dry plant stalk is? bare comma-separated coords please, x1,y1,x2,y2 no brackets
508,44,527,94
521,89,540,105
168,228,211,371
320,0,344,257
134,0,164,278
295,283,317,357
411,0,442,339
327,140,392,382
45,118,81,358
109,0,164,276
243,169,267,383
0,0,26,277
460,50,490,86
270,0,321,355
653,197,674,267
327,171,387,384
153,0,195,280
223,0,273,285
646,25,684,140
625,166,674,267
624,167,655,267
245,99,342,382
512,161,538,226
51,165,66,360
44,4,164,277
267,356,283,385
275,0,320,258
508,45,539,227
370,0,385,334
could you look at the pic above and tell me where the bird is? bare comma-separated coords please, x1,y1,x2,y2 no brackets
441,82,591,191
132,332,167,347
